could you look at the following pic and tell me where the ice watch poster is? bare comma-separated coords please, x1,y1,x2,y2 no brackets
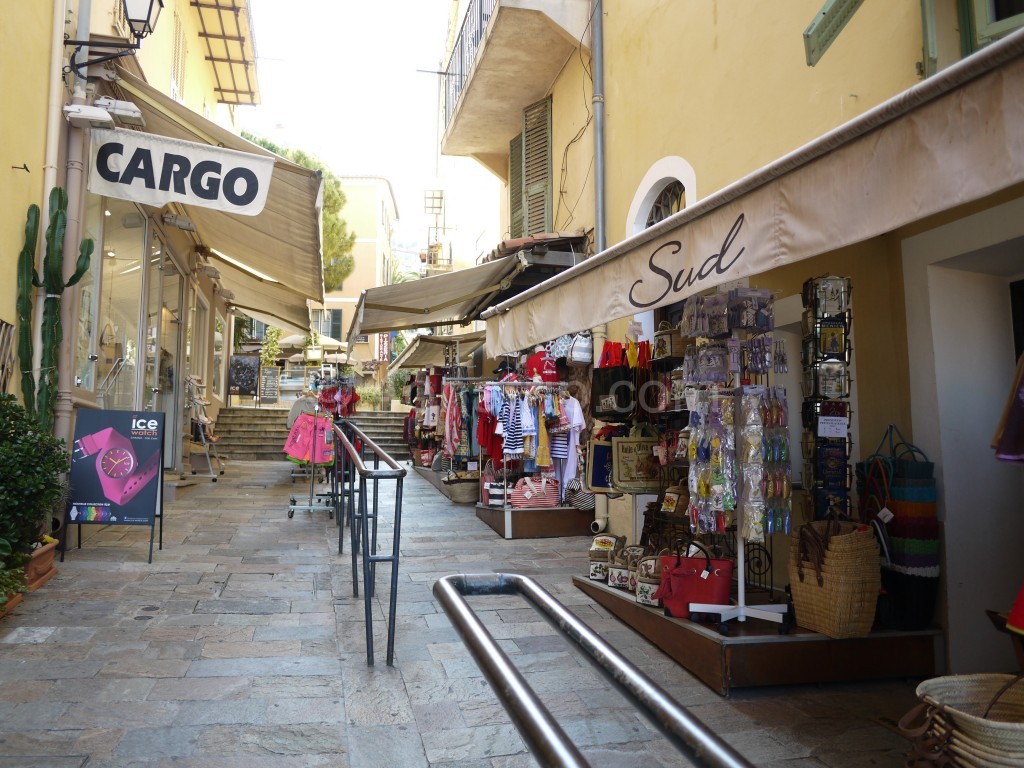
67,410,164,526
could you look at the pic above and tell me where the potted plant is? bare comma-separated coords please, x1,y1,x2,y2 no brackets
0,536,26,618
0,394,70,593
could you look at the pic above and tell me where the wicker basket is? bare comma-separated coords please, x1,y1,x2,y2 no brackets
900,674,1024,767
788,519,880,638
442,477,479,504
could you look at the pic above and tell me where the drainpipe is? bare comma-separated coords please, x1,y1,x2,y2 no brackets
53,0,92,446
35,0,69,380
590,0,608,534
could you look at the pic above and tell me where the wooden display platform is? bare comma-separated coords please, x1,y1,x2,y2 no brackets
476,503,595,539
574,576,942,695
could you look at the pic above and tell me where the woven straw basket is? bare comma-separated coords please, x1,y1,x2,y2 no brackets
788,520,880,639
915,674,1024,765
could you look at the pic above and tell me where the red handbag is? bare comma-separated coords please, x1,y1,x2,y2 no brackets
652,542,733,619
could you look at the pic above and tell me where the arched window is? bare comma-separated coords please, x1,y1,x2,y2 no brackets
645,180,686,228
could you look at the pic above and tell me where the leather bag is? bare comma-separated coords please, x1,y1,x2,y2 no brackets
652,541,733,619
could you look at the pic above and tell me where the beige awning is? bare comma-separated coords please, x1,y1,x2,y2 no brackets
216,261,311,335
112,68,325,314
387,330,486,374
483,30,1024,356
347,254,529,344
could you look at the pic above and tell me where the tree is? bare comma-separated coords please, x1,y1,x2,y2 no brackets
260,326,282,367
243,133,356,292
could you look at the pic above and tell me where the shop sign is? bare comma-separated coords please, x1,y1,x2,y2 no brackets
88,127,274,216
628,213,747,309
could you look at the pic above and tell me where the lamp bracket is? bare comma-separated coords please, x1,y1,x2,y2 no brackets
63,36,141,78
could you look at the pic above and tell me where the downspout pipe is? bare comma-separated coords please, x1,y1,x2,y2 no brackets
53,0,92,446
36,0,68,379
590,0,608,534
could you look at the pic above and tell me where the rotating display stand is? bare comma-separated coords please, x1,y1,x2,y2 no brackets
689,385,788,633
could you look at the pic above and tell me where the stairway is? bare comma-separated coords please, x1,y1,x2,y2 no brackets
212,407,290,461
211,407,410,462
346,411,410,461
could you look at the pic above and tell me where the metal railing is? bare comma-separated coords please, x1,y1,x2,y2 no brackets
443,0,497,128
334,421,407,666
434,573,754,768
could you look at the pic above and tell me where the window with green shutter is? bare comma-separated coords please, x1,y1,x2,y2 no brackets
509,133,524,238
508,98,552,238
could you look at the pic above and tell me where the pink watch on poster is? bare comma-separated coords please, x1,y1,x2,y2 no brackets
74,428,160,505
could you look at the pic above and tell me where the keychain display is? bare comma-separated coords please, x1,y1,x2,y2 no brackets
801,275,854,519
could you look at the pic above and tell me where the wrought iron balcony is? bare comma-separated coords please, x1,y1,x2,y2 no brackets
441,0,590,175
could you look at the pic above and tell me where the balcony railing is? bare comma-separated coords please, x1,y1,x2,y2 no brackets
444,0,496,128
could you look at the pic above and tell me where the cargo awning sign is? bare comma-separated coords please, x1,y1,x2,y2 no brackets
88,127,275,216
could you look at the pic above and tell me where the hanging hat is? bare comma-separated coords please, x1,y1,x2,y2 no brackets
493,359,514,375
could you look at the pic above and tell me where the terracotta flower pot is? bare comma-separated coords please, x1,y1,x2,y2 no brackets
0,592,23,619
24,540,58,592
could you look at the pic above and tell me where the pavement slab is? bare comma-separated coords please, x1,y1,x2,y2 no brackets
0,457,922,767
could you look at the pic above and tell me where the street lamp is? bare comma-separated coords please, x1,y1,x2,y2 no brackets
64,0,164,77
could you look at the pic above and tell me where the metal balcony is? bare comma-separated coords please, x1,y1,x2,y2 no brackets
441,0,591,176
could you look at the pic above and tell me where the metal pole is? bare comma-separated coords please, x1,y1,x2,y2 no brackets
434,573,754,768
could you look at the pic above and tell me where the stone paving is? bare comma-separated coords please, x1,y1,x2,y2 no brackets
0,459,920,767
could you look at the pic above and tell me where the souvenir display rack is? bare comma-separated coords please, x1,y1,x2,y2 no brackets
800,276,853,520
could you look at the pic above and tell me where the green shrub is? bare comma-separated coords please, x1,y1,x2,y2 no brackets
355,385,381,410
0,394,69,558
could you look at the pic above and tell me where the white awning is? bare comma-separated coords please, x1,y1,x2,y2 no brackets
387,330,486,374
112,69,325,313
483,30,1024,356
348,254,529,344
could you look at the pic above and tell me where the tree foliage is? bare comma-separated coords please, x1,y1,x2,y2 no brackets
242,133,356,292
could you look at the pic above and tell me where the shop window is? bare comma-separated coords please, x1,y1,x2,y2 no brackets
95,198,146,409
508,98,552,239
74,196,104,391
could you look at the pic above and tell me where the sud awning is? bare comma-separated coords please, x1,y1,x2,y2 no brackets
387,330,486,374
482,30,1024,356
110,68,324,321
347,254,530,344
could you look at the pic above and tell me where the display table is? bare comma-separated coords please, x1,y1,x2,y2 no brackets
475,502,594,539
574,576,942,695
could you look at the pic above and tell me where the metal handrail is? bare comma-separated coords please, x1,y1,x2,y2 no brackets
433,573,754,768
333,420,407,666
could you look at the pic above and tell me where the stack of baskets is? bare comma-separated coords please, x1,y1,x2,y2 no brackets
901,674,1024,767
788,515,880,638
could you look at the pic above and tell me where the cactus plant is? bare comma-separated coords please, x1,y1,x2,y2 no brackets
16,187,93,432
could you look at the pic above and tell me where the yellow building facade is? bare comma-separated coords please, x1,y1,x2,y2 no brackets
3,0,323,477
444,0,1024,674
326,177,398,374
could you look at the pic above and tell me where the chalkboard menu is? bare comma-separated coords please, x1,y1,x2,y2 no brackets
260,366,280,405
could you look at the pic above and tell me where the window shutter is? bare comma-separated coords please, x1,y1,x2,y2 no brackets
330,310,343,341
509,133,524,239
522,98,552,235
803,0,865,66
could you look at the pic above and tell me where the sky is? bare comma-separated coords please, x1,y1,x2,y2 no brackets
238,0,499,265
